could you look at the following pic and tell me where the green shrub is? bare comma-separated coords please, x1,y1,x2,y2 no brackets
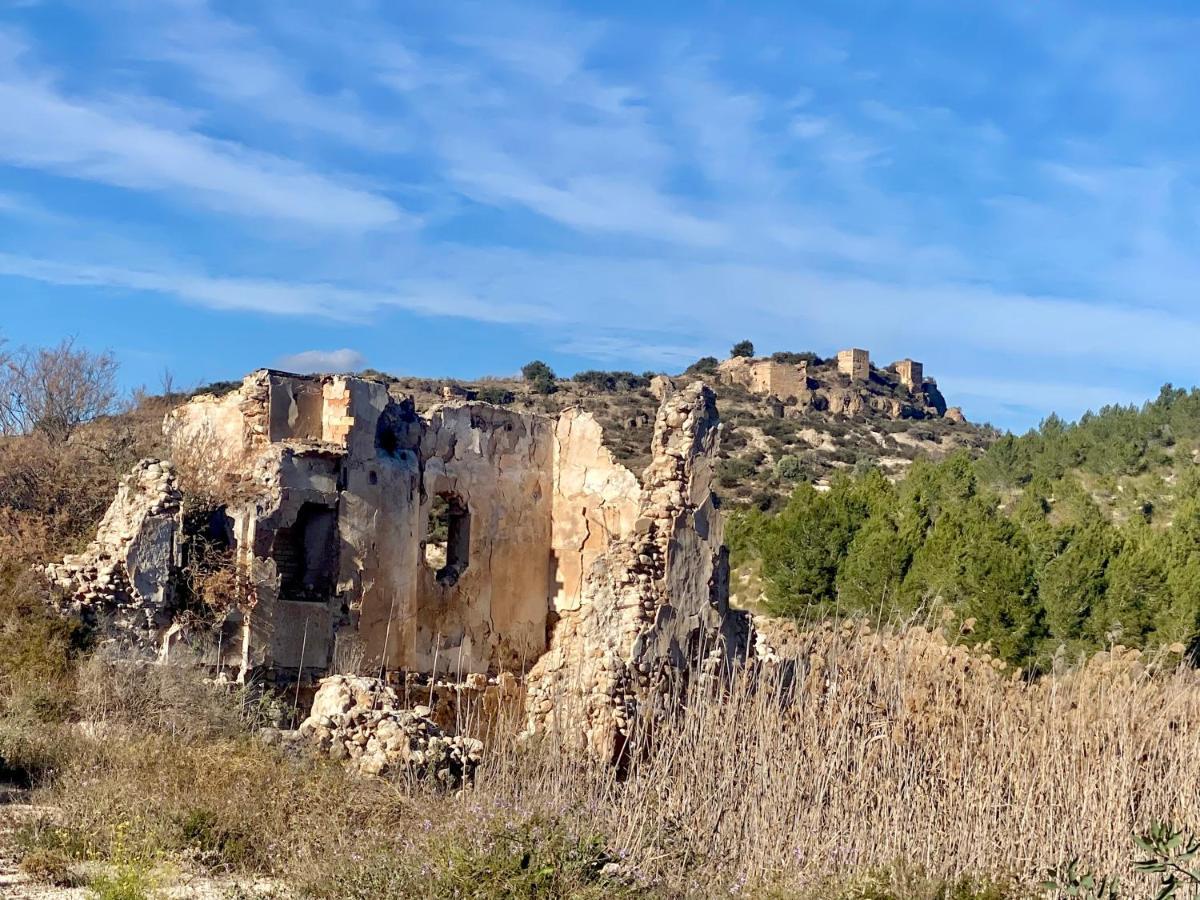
87,859,159,900
0,560,81,716
300,816,631,900
0,717,75,785
571,370,649,392
795,864,1026,899
771,351,822,366
521,361,557,395
478,387,516,405
18,844,82,887
717,458,757,488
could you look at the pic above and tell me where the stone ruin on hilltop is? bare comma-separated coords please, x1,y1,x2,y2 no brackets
716,347,959,421
45,369,751,759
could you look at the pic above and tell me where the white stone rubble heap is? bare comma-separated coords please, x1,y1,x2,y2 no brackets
297,676,484,787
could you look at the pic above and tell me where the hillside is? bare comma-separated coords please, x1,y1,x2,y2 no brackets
5,343,1200,898
731,383,1200,667
367,348,995,511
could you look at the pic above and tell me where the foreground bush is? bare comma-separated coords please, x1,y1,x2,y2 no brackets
0,559,79,710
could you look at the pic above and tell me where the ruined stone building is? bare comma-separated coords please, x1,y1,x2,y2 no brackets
894,359,923,390
716,356,809,400
836,348,871,381
712,349,957,422
47,370,749,756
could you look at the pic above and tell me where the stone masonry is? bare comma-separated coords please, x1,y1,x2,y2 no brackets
894,359,923,390
717,357,809,400
44,459,183,653
48,369,751,755
837,348,870,381
524,380,746,758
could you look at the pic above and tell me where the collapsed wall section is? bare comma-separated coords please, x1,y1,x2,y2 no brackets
525,381,750,758
43,459,184,653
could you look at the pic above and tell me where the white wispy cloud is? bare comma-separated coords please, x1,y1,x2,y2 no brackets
0,35,407,230
370,9,730,247
0,253,558,325
276,348,366,373
555,335,706,368
105,0,406,151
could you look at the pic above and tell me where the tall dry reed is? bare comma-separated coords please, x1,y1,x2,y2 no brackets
455,622,1200,893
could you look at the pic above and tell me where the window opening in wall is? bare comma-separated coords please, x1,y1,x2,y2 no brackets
424,492,470,586
274,502,339,602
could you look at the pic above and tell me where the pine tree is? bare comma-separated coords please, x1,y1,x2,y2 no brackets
902,494,1040,663
1159,470,1200,647
1095,528,1169,648
759,477,870,619
1037,520,1118,648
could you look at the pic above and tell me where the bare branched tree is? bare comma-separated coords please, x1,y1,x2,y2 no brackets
0,338,119,441
0,336,13,435
159,367,178,398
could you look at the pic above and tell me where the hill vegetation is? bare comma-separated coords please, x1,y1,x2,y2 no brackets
376,349,992,510
732,385,1200,667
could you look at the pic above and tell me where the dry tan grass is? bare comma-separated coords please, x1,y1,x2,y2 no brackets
457,622,1200,894
9,626,1200,897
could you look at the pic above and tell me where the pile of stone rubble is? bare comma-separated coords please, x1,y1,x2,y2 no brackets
296,676,484,787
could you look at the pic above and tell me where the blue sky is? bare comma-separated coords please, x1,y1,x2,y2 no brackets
1,0,1199,430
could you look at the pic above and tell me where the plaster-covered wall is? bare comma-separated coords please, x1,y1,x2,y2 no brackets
550,408,642,614
412,404,555,674
162,371,656,681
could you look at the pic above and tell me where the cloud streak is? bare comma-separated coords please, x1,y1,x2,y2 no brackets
0,37,406,230
276,348,366,373
0,253,558,325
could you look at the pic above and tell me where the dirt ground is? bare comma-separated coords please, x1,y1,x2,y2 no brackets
0,782,84,899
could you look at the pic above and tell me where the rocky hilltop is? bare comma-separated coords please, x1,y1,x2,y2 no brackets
350,347,994,510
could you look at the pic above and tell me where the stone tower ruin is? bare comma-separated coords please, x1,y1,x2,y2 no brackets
895,358,923,390
837,348,870,381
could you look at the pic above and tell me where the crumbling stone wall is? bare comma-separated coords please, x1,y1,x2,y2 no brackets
550,408,642,615
49,369,751,753
410,403,557,674
894,359,923,390
162,373,569,680
43,459,183,653
524,381,749,758
752,360,807,399
716,357,808,400
837,348,870,381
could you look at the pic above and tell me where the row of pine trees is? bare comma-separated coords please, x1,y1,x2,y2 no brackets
731,384,1200,667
